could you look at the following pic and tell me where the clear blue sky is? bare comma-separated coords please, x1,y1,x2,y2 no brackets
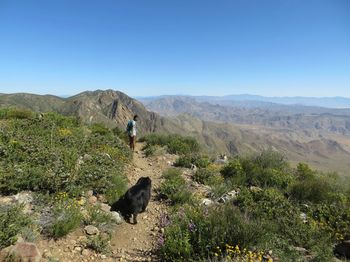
0,0,349,97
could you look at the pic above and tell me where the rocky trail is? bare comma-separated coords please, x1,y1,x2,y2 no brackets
34,143,176,262
109,143,176,261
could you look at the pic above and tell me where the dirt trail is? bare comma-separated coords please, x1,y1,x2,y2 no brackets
109,143,175,261
36,143,175,262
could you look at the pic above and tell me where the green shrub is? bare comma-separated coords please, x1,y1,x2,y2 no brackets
0,204,32,249
90,123,111,136
193,168,217,185
86,233,111,254
0,110,130,197
47,193,82,239
174,154,210,168
159,204,269,261
141,134,200,155
159,169,193,205
0,108,34,119
220,151,293,190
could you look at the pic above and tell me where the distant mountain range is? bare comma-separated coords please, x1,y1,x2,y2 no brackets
140,94,350,109
2,90,350,176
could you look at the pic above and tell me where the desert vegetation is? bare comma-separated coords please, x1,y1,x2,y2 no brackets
0,108,131,249
155,148,350,261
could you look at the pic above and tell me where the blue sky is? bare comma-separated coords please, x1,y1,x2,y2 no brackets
0,0,349,97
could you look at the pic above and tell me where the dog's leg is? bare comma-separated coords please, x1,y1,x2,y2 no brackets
133,213,138,224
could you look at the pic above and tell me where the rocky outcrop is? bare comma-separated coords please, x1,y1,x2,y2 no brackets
0,242,41,262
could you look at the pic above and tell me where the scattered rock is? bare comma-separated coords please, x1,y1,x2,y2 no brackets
0,242,41,262
100,203,111,212
88,196,98,204
86,190,94,197
111,211,124,224
0,196,14,205
42,249,52,259
201,198,214,206
101,254,107,259
217,189,239,203
84,225,100,235
82,249,90,256
300,212,308,223
294,247,308,254
74,246,82,252
97,194,107,202
249,186,262,192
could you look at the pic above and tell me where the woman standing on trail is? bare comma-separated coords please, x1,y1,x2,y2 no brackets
127,115,138,151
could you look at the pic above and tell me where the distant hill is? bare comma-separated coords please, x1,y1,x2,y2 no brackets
2,90,350,176
140,94,350,108
0,90,163,134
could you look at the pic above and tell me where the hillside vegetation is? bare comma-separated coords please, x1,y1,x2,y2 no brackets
0,108,131,249
142,134,350,261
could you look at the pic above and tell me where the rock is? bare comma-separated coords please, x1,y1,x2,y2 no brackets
100,203,111,212
42,249,52,259
97,194,107,203
84,225,100,235
0,242,41,262
101,254,107,259
300,212,308,223
149,163,153,166
335,240,350,258
167,161,172,166
294,247,307,254
86,190,94,197
88,196,98,204
111,211,124,224
74,246,82,252
249,186,262,192
14,192,33,205
201,198,214,206
83,153,93,161
0,196,14,205
217,189,239,203
160,228,165,234
190,164,197,171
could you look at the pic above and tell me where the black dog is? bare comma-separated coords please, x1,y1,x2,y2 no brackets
112,177,152,224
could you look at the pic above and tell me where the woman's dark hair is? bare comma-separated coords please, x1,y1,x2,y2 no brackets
133,115,138,120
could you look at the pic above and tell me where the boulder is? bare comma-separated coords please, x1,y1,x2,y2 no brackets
0,242,41,262
84,225,99,235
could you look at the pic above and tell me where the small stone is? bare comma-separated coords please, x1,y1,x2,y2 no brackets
111,211,124,224
153,226,160,232
160,228,165,234
100,203,111,212
133,237,137,242
74,246,82,252
42,249,52,259
82,249,90,256
149,163,153,166
84,225,100,235
88,196,97,204
101,254,107,259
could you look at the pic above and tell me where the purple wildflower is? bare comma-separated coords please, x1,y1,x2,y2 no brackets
188,220,197,232
160,213,171,227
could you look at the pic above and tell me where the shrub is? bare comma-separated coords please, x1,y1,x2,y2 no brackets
86,233,111,254
0,204,32,249
159,204,269,261
0,110,130,197
47,193,82,239
141,134,200,155
159,169,193,205
193,168,217,185
220,151,293,190
174,154,211,168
